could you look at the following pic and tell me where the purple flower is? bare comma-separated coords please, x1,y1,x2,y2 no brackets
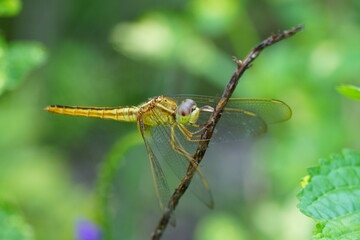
76,219,102,240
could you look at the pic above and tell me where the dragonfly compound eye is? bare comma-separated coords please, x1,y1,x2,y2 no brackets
178,103,192,116
176,99,200,125
176,99,197,124
182,99,197,113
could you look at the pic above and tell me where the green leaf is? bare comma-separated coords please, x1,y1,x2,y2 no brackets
337,85,360,100
297,149,360,240
0,37,47,95
0,0,21,17
313,214,360,240
0,199,34,240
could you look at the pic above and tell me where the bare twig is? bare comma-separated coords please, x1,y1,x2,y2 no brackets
151,25,304,240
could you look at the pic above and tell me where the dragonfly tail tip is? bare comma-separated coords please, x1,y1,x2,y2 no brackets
44,106,53,112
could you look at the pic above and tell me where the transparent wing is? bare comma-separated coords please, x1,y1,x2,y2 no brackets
146,106,214,209
171,95,292,141
137,119,171,212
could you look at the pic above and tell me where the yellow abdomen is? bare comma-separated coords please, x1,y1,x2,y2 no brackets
45,105,139,122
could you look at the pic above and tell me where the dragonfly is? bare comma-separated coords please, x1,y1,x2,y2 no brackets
45,95,291,212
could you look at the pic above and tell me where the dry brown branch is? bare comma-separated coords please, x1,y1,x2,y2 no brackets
151,24,304,240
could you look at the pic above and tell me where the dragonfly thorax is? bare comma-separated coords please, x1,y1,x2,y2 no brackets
139,96,178,126
176,99,200,125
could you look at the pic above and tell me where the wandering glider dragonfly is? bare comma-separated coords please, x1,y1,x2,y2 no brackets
45,95,291,211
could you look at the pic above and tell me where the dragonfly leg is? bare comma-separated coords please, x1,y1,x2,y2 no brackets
170,127,203,172
188,124,208,135
189,122,207,128
177,125,209,142
170,126,194,157
169,126,213,205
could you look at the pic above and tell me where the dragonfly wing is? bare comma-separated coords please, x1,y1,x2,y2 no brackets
148,107,214,208
137,119,171,212
171,96,291,140
149,125,214,208
225,98,292,124
195,109,268,141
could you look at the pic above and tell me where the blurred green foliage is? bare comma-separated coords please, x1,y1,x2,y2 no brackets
0,37,46,95
194,212,247,240
0,198,34,240
0,0,21,17
337,85,360,100
96,131,143,240
0,0,359,239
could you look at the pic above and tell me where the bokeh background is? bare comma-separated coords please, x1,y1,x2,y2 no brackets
1,0,360,239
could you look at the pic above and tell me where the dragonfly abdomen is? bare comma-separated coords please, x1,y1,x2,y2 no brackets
45,105,139,122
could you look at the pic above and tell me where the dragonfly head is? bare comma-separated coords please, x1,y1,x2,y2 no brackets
176,99,200,125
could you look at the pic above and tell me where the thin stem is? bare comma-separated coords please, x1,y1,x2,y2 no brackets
151,24,304,240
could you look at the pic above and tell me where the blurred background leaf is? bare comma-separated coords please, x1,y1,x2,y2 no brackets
337,84,360,100
96,131,143,240
194,212,247,240
0,0,21,17
0,38,47,95
0,198,34,240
